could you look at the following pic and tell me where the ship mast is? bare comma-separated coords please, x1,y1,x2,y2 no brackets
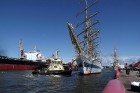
67,0,100,60
55,49,59,59
77,0,100,58
113,48,118,70
85,0,90,55
19,39,25,59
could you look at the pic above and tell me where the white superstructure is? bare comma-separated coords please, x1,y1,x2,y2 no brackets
24,51,41,61
24,47,46,62
19,40,46,62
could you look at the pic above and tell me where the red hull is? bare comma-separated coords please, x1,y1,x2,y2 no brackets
0,64,42,70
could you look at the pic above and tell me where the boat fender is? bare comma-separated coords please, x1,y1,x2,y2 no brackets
102,79,126,93
115,70,120,79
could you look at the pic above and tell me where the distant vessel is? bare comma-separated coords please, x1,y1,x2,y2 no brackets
67,0,102,75
113,48,119,70
32,50,72,75
0,39,46,70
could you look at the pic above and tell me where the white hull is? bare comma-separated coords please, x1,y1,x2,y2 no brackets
76,54,102,75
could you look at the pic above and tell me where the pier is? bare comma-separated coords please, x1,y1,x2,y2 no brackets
119,70,140,93
102,69,140,93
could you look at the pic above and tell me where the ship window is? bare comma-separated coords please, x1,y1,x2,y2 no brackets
54,61,57,64
58,61,61,64
56,61,58,64
54,66,57,68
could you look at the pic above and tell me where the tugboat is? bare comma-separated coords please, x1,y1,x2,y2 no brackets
32,50,72,75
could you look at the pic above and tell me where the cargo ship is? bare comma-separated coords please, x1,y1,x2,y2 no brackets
0,39,47,70
0,56,46,70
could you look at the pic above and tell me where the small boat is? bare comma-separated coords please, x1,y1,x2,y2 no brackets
32,50,72,75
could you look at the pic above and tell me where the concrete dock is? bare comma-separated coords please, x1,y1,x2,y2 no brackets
119,70,140,93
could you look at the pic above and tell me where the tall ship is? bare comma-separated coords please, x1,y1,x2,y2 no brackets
67,0,102,75
113,48,119,70
0,39,46,70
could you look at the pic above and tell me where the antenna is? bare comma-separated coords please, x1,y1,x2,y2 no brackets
55,49,59,59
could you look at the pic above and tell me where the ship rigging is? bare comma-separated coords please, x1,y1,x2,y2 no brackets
67,0,102,75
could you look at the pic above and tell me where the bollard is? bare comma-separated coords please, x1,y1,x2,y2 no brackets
102,79,126,93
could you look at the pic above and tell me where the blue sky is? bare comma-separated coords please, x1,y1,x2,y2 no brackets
0,0,140,62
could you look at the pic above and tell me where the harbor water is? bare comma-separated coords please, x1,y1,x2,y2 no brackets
0,68,115,93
